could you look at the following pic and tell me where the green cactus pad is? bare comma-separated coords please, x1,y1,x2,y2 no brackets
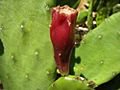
75,12,120,86
0,0,56,90
48,75,94,90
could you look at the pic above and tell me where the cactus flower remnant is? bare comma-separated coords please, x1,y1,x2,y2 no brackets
50,5,78,75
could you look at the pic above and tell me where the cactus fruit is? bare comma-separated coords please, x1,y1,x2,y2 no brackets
50,5,78,75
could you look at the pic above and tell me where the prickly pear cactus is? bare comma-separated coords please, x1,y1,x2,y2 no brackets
75,12,120,86
0,0,56,90
48,75,94,90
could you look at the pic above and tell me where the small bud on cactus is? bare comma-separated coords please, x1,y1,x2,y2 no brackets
50,5,78,75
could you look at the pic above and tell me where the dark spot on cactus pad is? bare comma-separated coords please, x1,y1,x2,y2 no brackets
75,76,86,81
0,39,4,55
87,80,96,88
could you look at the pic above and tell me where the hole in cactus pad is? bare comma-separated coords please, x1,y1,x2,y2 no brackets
0,39,4,55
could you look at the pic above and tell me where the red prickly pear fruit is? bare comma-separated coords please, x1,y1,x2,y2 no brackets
50,5,78,75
